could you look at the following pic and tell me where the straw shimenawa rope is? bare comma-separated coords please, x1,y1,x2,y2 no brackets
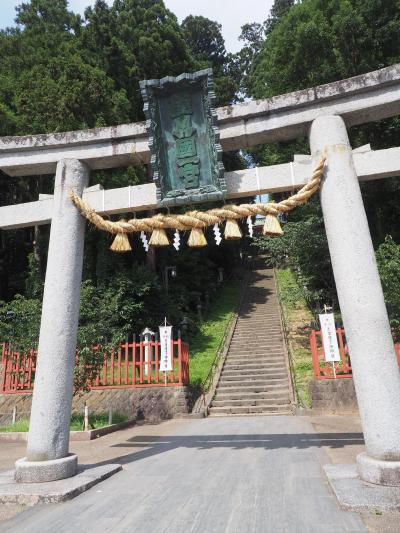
69,155,326,251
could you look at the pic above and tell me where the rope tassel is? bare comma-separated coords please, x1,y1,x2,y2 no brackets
188,228,207,248
224,219,242,240
68,155,326,252
263,214,283,236
149,228,169,247
110,232,131,252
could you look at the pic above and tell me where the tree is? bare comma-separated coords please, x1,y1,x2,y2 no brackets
264,0,295,34
249,0,400,98
181,15,225,68
15,0,81,33
82,0,196,119
248,0,400,320
376,236,400,341
181,14,238,105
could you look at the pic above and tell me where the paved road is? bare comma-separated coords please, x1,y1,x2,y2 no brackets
3,416,366,533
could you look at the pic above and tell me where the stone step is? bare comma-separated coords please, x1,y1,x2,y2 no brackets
229,343,283,348
222,368,287,376
218,375,288,385
225,361,285,368
230,338,283,343
222,364,287,372
222,363,287,372
235,320,281,323
232,331,282,335
215,386,289,398
233,330,281,335
222,360,287,368
225,360,285,367
226,354,285,361
228,347,284,353
212,396,290,407
208,405,292,416
231,336,282,340
228,350,284,355
223,362,286,369
220,370,288,380
220,372,287,381
228,344,284,351
207,265,293,419
218,378,287,388
230,335,283,341
228,349,284,354
234,323,281,329
237,314,280,317
238,312,280,316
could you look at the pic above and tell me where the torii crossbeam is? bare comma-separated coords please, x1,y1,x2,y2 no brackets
1,65,400,487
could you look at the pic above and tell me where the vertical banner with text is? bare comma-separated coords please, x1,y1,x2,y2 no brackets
318,314,341,362
159,325,173,372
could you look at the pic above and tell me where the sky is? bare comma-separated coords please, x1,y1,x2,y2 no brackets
0,0,274,53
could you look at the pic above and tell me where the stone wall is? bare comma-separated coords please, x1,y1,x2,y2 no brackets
309,379,358,412
0,386,193,425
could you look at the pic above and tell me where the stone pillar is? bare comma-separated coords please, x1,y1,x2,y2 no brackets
15,159,89,483
309,115,400,486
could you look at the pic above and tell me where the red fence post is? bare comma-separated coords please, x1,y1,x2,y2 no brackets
310,330,321,379
178,338,182,385
0,339,191,392
155,340,159,384
110,348,115,385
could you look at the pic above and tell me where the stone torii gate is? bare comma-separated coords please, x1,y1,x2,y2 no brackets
1,65,400,487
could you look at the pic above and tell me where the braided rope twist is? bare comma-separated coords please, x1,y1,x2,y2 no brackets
69,155,326,234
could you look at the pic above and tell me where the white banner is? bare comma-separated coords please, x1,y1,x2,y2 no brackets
159,325,173,372
318,314,341,362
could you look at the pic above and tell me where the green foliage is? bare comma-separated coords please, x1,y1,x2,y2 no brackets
275,268,307,311
275,269,314,407
0,294,41,352
376,236,400,341
0,0,243,305
189,281,241,388
253,200,335,311
181,14,238,105
0,411,128,432
249,0,400,98
247,0,400,329
69,411,128,430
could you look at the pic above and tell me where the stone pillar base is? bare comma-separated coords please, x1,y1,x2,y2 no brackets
357,452,400,486
15,453,78,483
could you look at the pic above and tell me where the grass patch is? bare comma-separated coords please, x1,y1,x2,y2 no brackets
275,268,314,407
0,419,30,432
0,411,128,432
189,280,242,388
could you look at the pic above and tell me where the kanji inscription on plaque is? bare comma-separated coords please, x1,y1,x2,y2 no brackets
140,69,226,206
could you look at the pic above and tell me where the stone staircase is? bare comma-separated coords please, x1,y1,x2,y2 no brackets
209,261,293,416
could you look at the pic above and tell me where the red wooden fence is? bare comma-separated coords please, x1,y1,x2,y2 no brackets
310,328,400,379
0,339,189,394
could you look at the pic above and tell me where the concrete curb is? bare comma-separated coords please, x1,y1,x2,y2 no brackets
324,463,400,511
0,419,136,442
0,463,122,505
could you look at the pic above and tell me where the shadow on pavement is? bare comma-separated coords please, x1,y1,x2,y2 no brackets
84,431,364,468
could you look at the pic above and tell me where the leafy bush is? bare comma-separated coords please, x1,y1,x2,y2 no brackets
376,236,400,341
252,200,336,312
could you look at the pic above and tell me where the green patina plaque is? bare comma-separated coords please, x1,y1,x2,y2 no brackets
140,69,226,206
